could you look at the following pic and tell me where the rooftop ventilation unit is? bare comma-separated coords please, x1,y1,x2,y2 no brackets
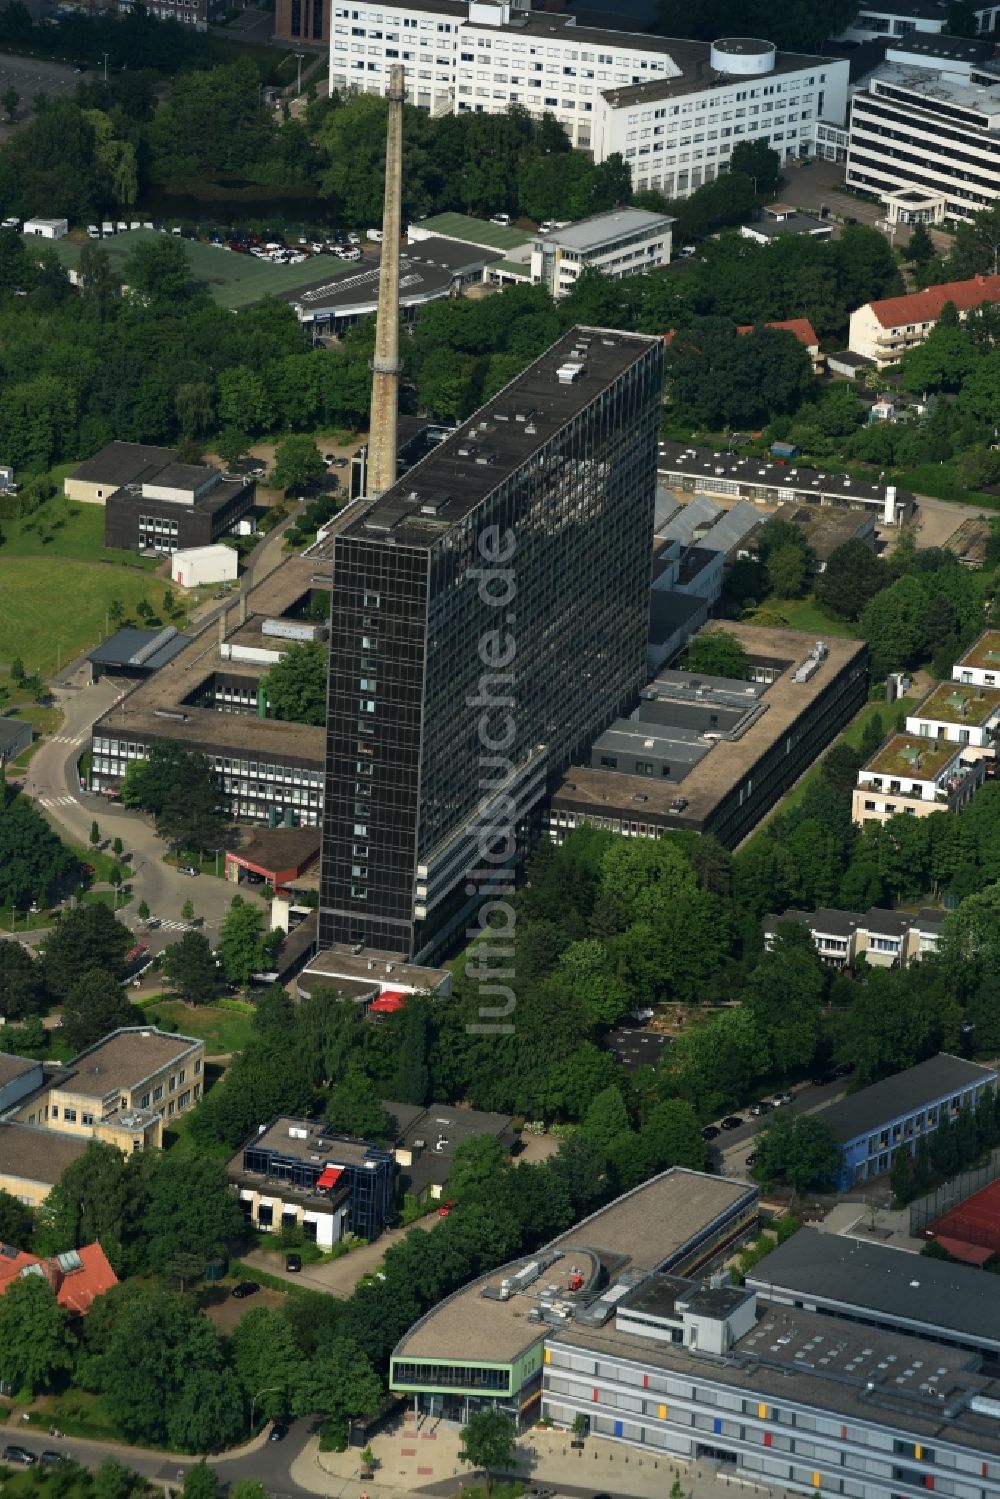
128,625,178,667
556,362,585,384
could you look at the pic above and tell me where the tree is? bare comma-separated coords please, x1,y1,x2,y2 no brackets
753,1113,840,1196
231,1306,303,1419
327,1067,391,1140
458,1409,517,1496
184,1464,220,1499
767,542,808,599
137,899,150,922
730,138,781,197
446,1135,510,1201
2,84,18,121
271,434,325,493
34,1140,146,1270
0,936,45,1020
165,929,222,1004
683,629,749,680
123,235,192,306
816,540,886,620
908,221,935,266
0,1186,33,1248
181,897,196,924
142,1153,244,1273
108,598,125,627
822,742,864,801
265,640,328,726
0,1274,72,1395
217,895,273,988
394,999,431,1105
42,898,132,1008
90,818,101,847
93,1458,144,1499
61,969,139,1052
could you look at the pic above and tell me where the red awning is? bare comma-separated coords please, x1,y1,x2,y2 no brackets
316,1166,343,1191
369,989,408,1014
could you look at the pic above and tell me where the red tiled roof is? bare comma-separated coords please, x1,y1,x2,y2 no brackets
736,318,819,348
0,1241,117,1315
866,274,1000,330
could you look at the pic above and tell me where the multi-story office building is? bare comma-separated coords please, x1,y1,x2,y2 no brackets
837,0,1000,43
319,326,662,961
846,42,1000,226
328,0,849,196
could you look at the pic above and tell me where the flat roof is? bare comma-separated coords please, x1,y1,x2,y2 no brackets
867,62,1000,118
288,237,501,319
68,441,177,489
0,1121,88,1187
747,1227,1000,1350
109,472,249,517
90,552,333,761
393,1169,754,1365
774,502,874,559
889,30,995,60
536,207,674,252
60,1027,202,1101
814,1053,997,1143
659,441,915,509
916,681,1000,727
746,214,830,238
230,826,321,878
0,717,30,751
236,1116,386,1169
603,1026,671,1073
601,43,832,108
554,623,868,826
343,327,659,551
0,1053,40,1089
864,732,960,779
302,945,450,994
550,1299,1000,1457
956,629,1000,671
417,212,532,252
88,627,191,672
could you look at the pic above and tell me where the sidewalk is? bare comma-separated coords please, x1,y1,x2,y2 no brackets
291,1417,795,1499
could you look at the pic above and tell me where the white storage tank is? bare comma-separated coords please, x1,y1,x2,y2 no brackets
710,37,777,75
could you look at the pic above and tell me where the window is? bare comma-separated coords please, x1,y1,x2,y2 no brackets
64,1108,77,1123
82,1112,94,1126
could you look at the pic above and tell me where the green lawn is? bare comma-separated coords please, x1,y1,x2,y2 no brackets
1,493,159,566
893,463,1000,510
0,555,173,677
49,230,358,310
146,998,255,1055
777,695,919,818
743,596,861,638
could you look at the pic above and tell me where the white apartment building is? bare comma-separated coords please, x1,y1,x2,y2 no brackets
905,679,1000,759
846,48,1000,224
954,628,1000,688
529,207,673,296
329,0,849,197
851,731,985,825
848,274,1000,366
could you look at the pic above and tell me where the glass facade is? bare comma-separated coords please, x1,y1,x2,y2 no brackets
319,329,663,958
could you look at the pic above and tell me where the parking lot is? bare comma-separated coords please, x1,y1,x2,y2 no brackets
0,52,80,119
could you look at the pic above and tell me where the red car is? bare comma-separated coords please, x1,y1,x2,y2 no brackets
438,1200,454,1217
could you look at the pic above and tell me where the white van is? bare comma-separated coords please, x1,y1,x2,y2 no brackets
87,224,100,239
101,222,115,236
367,228,383,242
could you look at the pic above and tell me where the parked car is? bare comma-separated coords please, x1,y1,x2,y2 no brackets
748,1100,771,1117
771,1091,794,1107
333,456,349,468
40,1452,66,1467
3,1448,37,1466
490,212,511,225
269,1422,288,1442
231,1281,260,1299
701,1124,720,1141
366,228,383,242
745,1152,758,1169
285,1252,302,1273
812,1071,835,1087
721,1115,743,1131
438,1199,455,1216
179,864,200,877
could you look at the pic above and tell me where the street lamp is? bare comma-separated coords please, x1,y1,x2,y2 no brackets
249,1385,282,1434
102,52,109,83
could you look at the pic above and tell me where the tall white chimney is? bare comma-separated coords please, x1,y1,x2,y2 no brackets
883,484,897,526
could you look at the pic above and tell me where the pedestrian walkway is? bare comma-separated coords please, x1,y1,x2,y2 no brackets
49,733,87,746
292,1418,803,1499
38,794,79,808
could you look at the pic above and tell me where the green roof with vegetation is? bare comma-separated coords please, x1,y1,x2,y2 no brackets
416,212,533,251
956,630,1000,671
865,733,959,780
917,682,1000,727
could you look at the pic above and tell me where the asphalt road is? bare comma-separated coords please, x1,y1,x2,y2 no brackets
1,1419,316,1497
704,1075,849,1176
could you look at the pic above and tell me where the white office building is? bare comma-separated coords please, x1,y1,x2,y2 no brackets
329,0,849,197
846,36,1000,223
836,0,1000,44
529,207,673,296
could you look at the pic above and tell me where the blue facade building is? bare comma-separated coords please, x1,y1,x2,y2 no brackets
813,1053,997,1190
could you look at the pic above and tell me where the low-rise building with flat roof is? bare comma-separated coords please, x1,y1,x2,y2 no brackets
773,502,876,570
529,208,674,299
746,1226,1000,1360
4,1027,204,1149
0,1054,44,1114
764,904,946,969
955,629,1000,688
384,1099,519,1202
86,626,191,684
287,238,502,333
64,442,176,505
907,680,1000,759
740,203,833,242
297,944,451,1004
227,1116,396,1245
852,731,985,825
658,441,914,524
549,624,869,848
104,458,255,556
389,1168,757,1426
813,1052,997,1189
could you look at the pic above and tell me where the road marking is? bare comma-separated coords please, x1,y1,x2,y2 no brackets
38,795,77,808
50,734,86,745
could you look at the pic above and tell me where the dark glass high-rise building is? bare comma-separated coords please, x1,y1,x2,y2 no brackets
319,326,663,960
